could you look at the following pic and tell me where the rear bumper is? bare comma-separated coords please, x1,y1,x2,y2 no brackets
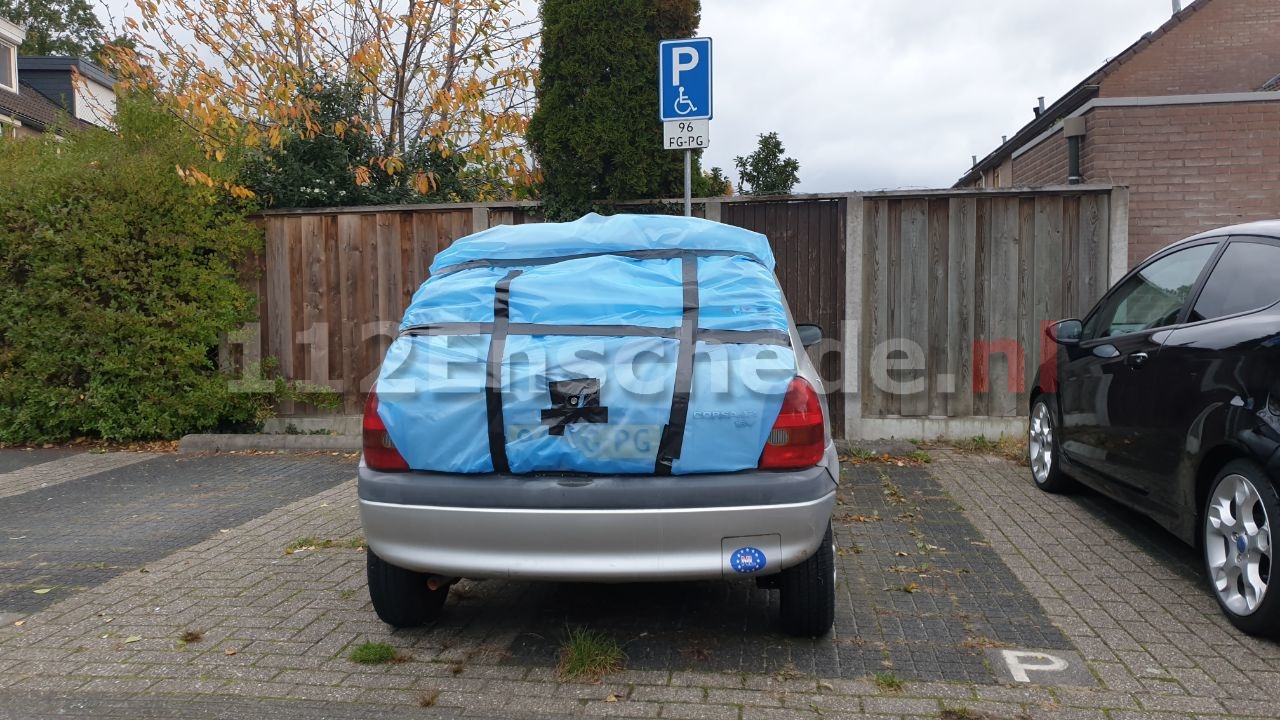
358,448,839,582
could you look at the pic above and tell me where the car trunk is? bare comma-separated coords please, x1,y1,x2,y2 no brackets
373,214,798,476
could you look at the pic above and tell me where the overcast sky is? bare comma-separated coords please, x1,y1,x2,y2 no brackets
97,0,1187,193
699,0,1186,192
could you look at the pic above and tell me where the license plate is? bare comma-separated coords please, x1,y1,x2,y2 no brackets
507,424,663,460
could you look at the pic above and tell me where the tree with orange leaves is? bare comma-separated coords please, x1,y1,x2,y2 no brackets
106,0,537,200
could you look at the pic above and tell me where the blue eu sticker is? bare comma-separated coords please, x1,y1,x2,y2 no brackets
729,547,767,574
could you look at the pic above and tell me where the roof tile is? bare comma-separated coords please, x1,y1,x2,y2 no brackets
0,81,92,133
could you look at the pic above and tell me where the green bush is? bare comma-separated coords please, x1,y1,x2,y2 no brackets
238,74,473,209
0,97,278,442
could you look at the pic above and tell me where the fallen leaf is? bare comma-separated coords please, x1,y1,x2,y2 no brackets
124,636,143,643
903,582,920,593
224,649,238,656
13,620,25,627
605,694,620,703
32,588,51,595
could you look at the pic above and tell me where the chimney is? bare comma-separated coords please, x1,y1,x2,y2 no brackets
1172,0,1182,13
971,155,978,167
1002,135,1008,144
1038,96,1046,112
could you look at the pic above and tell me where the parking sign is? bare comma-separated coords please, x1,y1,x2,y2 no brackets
659,37,712,122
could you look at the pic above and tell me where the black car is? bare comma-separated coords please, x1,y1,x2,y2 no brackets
1031,220,1280,637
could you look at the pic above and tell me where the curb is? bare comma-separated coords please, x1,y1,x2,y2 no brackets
835,438,922,456
178,434,361,454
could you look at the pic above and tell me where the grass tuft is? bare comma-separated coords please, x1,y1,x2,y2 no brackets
872,671,905,692
557,626,625,682
349,642,397,665
285,536,368,555
419,690,440,707
847,447,878,461
961,635,1011,650
944,435,1029,466
177,629,204,644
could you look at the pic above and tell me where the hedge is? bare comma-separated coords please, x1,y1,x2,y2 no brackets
0,97,277,442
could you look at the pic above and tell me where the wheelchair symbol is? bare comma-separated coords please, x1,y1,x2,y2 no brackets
673,86,697,116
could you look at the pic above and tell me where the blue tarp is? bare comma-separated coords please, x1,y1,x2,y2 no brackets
375,213,797,475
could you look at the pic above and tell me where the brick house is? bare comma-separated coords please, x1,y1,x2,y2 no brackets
0,16,115,139
956,0,1280,267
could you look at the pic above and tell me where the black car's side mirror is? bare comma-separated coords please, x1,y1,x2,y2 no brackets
1048,319,1084,346
796,324,824,348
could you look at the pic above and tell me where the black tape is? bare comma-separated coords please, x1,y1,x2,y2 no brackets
514,324,675,338
697,329,791,347
403,322,492,336
407,323,675,339
435,248,762,276
540,378,610,436
402,325,790,347
486,270,521,474
655,252,699,475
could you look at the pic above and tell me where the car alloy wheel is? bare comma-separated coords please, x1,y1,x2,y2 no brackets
1205,472,1272,616
1029,401,1055,485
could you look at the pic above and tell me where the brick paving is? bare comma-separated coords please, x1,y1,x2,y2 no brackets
927,448,1280,706
492,462,1066,685
0,452,157,501
0,450,78,476
0,448,1276,718
0,454,353,614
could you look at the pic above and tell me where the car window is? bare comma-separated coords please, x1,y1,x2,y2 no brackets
1083,243,1216,340
1188,239,1280,322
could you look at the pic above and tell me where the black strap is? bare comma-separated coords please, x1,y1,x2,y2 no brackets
405,323,675,338
697,329,790,347
402,324,789,347
655,252,699,475
486,270,521,473
434,248,763,276
512,323,675,338
403,322,493,336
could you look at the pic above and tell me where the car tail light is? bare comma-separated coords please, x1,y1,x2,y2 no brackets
363,389,409,472
759,377,826,470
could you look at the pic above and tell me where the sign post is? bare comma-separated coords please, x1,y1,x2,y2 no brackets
659,37,712,217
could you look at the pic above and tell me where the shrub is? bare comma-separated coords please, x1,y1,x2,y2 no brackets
348,642,397,664
0,97,277,442
237,74,473,209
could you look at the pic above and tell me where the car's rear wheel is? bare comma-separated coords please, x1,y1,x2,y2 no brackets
779,522,835,637
366,549,449,628
1029,395,1072,493
1203,461,1280,637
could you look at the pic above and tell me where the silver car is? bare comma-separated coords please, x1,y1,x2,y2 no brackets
357,214,839,637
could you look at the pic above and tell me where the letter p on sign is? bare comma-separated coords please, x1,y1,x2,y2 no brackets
1001,650,1068,683
671,47,698,85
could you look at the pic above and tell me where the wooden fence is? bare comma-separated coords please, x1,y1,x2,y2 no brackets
721,198,847,435
240,186,1127,440
856,188,1122,432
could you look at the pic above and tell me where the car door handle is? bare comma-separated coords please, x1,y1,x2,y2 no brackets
1125,352,1150,369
